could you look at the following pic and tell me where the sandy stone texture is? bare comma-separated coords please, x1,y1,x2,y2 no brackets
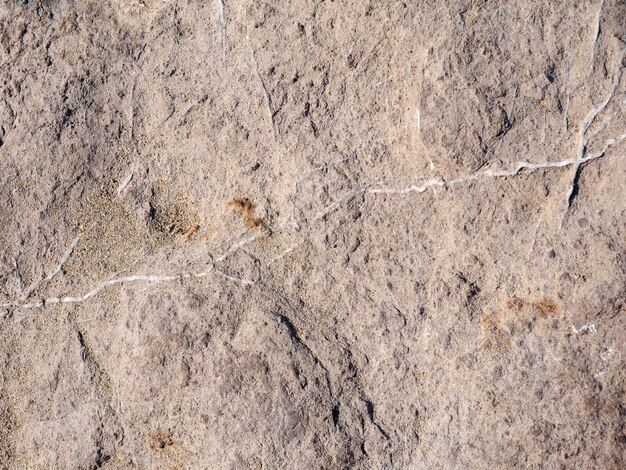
1,0,625,468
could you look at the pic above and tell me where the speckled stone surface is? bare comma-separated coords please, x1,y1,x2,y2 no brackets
1,1,625,468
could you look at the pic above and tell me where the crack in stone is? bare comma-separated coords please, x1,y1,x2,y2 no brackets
588,0,604,74
267,242,304,266
526,213,543,262
365,157,575,195
12,258,24,293
2,143,623,312
216,231,269,262
248,35,277,141
561,24,625,226
295,155,356,182
3,27,625,312
22,234,81,299
583,132,626,162
217,0,226,65
0,266,255,310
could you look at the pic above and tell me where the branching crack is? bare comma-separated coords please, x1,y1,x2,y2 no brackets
2,10,624,311
561,14,625,226
3,142,622,312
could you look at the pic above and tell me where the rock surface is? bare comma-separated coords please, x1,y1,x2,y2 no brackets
1,1,625,468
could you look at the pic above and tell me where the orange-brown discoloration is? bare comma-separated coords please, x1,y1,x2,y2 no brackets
181,225,199,241
535,296,558,316
504,296,559,317
481,295,560,352
480,312,512,351
146,428,187,469
505,296,524,312
147,429,175,451
229,197,265,229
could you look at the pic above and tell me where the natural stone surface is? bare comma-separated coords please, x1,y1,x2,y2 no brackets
1,1,625,468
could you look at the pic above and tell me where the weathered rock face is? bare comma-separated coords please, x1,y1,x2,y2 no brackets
1,0,625,468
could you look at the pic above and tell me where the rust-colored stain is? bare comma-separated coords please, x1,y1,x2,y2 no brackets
147,429,175,451
146,428,187,469
535,296,558,316
480,312,512,351
181,225,199,241
505,296,559,317
229,197,265,229
481,295,560,352
505,296,524,312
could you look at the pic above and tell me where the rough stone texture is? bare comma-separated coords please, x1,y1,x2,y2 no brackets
1,1,625,468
